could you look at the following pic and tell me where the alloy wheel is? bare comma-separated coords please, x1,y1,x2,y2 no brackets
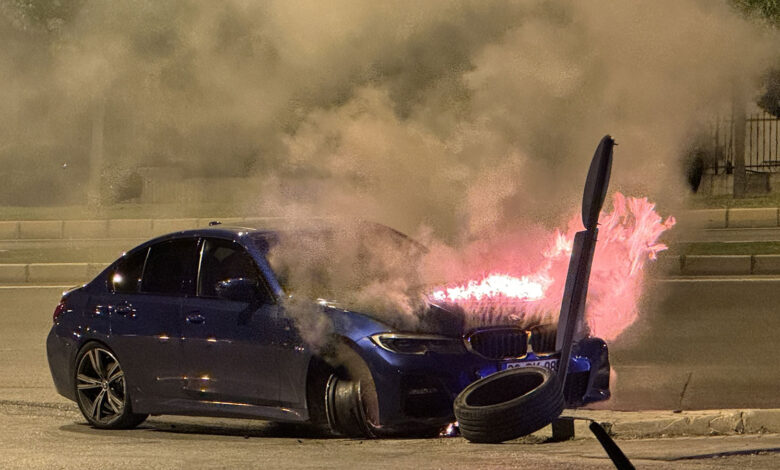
76,347,126,425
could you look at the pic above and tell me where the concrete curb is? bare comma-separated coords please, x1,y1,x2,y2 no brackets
682,255,751,276
655,254,780,276
675,209,727,230
562,409,780,439
0,217,266,241
0,263,107,284
681,208,780,229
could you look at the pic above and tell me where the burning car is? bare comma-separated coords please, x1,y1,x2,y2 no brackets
46,220,612,437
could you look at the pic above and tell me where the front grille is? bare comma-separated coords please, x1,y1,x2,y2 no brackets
529,323,557,353
466,327,529,360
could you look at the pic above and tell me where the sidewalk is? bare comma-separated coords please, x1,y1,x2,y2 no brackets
676,207,780,229
562,408,780,439
4,390,779,440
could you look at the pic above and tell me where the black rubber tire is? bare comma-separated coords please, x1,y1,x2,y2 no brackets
74,342,148,430
316,369,442,439
453,367,564,443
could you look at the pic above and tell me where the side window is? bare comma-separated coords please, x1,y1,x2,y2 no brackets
141,238,199,296
111,248,148,294
198,238,272,303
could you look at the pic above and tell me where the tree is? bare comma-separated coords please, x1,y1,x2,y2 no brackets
730,0,780,117
731,0,780,26
3,0,83,32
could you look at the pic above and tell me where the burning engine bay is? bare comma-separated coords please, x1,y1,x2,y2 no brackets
266,191,675,344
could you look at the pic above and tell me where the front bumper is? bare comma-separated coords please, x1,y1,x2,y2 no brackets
355,336,611,431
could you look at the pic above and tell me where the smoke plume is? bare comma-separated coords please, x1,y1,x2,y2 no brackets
1,1,778,338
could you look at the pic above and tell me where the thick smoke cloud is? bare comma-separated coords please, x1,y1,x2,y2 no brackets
1,1,778,337
2,0,776,229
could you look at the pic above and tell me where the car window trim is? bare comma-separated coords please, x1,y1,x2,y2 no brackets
195,237,206,297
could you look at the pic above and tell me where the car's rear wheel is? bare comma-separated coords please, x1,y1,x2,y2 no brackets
74,342,147,429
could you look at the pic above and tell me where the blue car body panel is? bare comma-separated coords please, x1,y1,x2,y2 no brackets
46,226,611,431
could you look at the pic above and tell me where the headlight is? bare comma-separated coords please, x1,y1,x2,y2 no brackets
370,333,466,355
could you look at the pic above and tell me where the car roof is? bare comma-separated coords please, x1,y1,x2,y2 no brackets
127,217,399,252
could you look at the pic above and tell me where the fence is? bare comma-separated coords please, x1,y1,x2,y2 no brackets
708,111,780,173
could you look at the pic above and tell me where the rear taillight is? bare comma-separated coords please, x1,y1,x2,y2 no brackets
53,301,66,323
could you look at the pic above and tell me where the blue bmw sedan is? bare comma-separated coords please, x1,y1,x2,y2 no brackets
46,221,610,437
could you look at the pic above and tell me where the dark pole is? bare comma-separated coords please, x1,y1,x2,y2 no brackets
556,135,614,387
589,421,635,470
733,83,747,198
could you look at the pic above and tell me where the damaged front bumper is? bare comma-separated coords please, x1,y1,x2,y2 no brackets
353,335,611,433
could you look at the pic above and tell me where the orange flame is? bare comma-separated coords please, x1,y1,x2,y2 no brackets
430,192,675,340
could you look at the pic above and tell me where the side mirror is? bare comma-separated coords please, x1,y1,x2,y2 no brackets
215,278,259,303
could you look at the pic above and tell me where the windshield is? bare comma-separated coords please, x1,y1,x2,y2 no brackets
250,222,427,301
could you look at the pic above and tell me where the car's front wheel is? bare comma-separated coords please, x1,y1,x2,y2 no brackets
324,374,375,438
74,342,147,429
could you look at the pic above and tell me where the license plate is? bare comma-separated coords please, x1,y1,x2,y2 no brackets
503,358,559,372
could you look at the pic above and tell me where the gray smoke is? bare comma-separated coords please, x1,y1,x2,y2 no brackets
2,0,776,229
1,1,778,340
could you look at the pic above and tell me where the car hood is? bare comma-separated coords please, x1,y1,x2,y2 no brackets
318,299,466,342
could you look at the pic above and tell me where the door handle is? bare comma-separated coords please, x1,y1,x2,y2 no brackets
186,313,205,324
114,303,135,316
93,305,110,316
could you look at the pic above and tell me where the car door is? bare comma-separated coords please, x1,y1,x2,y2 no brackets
179,237,282,406
105,238,199,401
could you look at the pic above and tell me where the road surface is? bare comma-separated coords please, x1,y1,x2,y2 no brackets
2,280,780,468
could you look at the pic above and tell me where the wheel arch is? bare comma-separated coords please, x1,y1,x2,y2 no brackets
304,335,380,429
72,339,148,429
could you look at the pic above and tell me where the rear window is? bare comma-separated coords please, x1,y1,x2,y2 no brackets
111,248,148,294
140,238,199,296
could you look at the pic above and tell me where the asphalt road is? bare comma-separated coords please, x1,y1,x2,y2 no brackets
6,403,780,469
605,277,780,410
3,278,779,410
2,281,780,468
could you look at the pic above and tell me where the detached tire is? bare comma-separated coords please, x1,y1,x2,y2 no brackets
454,367,564,443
